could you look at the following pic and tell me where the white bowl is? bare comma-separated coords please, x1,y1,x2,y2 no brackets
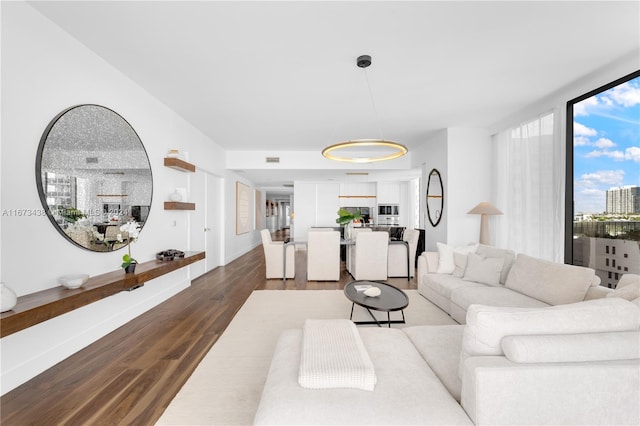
363,287,381,297
58,274,89,289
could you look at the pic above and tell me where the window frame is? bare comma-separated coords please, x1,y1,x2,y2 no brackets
564,69,640,263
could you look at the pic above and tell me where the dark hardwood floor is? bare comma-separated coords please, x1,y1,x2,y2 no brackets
0,230,416,425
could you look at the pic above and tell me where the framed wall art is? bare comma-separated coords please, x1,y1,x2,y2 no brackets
236,181,250,234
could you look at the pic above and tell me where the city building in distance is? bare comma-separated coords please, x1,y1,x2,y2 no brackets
606,186,640,214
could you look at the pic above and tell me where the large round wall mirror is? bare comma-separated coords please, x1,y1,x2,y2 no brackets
426,168,444,227
36,104,153,252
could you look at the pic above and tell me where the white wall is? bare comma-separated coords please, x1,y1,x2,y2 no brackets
0,2,241,394
446,128,492,246
292,182,341,240
414,129,448,251
413,128,492,251
224,170,262,263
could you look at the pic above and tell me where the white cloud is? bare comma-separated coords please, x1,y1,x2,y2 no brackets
585,149,625,161
602,81,640,108
580,188,605,196
574,122,597,136
625,146,640,162
579,169,625,187
574,96,598,116
594,137,615,149
574,136,590,146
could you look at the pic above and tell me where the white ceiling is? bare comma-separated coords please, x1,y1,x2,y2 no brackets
28,1,640,197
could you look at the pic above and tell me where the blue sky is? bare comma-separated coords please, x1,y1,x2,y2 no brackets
573,75,640,214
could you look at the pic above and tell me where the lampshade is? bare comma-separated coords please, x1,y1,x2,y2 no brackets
467,202,503,216
467,202,503,245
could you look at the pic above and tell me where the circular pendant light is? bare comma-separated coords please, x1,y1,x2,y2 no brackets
322,139,408,163
322,55,408,163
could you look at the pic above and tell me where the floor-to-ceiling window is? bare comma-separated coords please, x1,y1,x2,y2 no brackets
566,70,640,288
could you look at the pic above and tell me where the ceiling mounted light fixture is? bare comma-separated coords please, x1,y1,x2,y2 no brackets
322,55,407,163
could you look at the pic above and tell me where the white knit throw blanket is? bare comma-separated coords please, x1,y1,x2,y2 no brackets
298,319,377,391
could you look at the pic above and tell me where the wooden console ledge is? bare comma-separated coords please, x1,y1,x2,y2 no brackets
0,251,205,338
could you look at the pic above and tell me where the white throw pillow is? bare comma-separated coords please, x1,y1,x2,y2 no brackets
617,274,640,289
452,252,468,278
436,242,478,274
476,244,516,284
462,253,504,286
607,280,640,301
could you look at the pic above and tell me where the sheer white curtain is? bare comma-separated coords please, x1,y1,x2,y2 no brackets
492,108,564,262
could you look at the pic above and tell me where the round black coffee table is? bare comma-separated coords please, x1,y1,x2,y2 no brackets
344,280,409,327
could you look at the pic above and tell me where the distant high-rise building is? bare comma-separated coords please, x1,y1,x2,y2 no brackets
606,186,640,214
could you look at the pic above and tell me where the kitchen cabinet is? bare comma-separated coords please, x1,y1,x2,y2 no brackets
338,183,376,208
377,182,401,204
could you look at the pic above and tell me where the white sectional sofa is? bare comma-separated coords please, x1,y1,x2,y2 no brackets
417,243,609,323
254,296,640,425
254,246,640,425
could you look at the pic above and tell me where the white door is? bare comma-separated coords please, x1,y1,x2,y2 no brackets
205,173,223,271
190,170,224,276
189,170,206,278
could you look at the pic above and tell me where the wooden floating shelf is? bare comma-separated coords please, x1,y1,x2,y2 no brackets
164,201,196,210
164,157,195,173
0,251,205,338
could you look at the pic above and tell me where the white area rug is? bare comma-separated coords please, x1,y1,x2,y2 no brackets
156,289,455,425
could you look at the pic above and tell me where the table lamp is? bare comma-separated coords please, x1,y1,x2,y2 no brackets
467,202,503,245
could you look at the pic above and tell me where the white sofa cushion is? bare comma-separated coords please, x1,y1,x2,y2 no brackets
505,254,594,305
462,253,503,286
476,244,515,284
403,325,465,402
459,298,640,378
501,331,640,363
422,274,485,314
450,286,549,324
436,242,478,274
254,328,473,425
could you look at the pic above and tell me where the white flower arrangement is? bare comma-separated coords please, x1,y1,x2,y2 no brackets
119,220,142,269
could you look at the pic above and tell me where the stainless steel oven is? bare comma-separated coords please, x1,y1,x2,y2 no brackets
377,204,399,225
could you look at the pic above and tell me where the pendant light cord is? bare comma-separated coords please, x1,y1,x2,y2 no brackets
363,67,385,141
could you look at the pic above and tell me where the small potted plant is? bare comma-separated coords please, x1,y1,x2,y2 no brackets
335,208,363,240
61,207,86,223
119,220,141,273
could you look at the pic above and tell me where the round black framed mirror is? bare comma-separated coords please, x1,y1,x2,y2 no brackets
36,104,153,252
426,168,444,227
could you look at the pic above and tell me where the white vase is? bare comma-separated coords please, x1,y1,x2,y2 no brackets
1,283,17,313
169,190,182,202
344,222,353,240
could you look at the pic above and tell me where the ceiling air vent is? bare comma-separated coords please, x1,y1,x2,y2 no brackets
266,157,280,163
283,184,294,187
86,157,99,164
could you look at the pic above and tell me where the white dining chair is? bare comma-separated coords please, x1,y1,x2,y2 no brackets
388,228,420,278
350,231,389,280
260,229,295,279
307,230,341,281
